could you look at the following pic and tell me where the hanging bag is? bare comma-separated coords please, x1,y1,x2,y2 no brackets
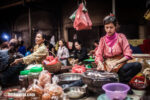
69,10,77,22
73,1,92,31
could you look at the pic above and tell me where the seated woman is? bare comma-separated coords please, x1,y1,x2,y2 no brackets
95,14,142,94
57,39,69,66
12,30,49,65
72,40,88,64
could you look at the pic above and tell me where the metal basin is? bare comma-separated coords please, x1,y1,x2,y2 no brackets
82,70,119,87
57,73,83,85
64,87,86,99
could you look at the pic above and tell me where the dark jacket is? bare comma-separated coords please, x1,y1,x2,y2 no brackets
0,49,24,72
0,49,9,72
74,47,88,62
0,49,25,87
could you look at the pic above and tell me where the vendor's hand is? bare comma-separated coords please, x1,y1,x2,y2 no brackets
97,61,104,71
89,50,94,55
74,59,79,63
71,59,78,65
97,66,103,71
107,61,118,72
69,59,77,65
10,58,23,66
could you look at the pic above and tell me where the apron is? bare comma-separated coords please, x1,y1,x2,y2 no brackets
104,55,126,72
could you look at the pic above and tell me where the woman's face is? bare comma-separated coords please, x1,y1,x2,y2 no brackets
35,33,45,45
59,40,63,47
75,42,81,50
104,23,116,36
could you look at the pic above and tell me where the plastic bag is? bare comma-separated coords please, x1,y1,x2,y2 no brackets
43,76,62,99
72,64,86,73
46,56,54,62
38,70,51,87
44,83,51,93
43,57,58,66
49,84,62,97
42,93,51,100
26,79,43,96
43,83,63,99
52,75,59,84
73,3,92,31
69,10,77,21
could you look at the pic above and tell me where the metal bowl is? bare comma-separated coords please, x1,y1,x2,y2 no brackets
64,87,86,99
57,73,83,85
82,70,119,87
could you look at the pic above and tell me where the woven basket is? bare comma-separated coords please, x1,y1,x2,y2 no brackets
43,51,62,73
129,76,149,90
43,61,62,73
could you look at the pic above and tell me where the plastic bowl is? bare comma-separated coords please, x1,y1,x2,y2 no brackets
64,87,86,99
102,83,130,100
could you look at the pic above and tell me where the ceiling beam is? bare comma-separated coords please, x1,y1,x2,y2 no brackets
0,0,32,9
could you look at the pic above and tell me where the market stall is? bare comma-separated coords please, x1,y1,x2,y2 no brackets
0,54,149,100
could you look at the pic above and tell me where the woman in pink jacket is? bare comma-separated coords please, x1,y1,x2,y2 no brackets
95,14,142,94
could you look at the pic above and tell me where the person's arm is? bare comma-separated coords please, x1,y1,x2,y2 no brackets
95,38,104,64
121,34,133,60
95,38,105,70
89,50,95,55
13,45,48,65
108,56,128,69
23,46,48,64
108,34,133,70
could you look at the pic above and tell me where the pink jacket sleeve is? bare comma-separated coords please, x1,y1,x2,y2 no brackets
95,37,104,64
120,34,133,59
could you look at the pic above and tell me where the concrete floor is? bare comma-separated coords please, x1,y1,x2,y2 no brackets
1,86,145,100
77,89,145,100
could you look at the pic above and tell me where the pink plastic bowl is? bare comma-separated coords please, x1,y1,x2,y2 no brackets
102,83,130,100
